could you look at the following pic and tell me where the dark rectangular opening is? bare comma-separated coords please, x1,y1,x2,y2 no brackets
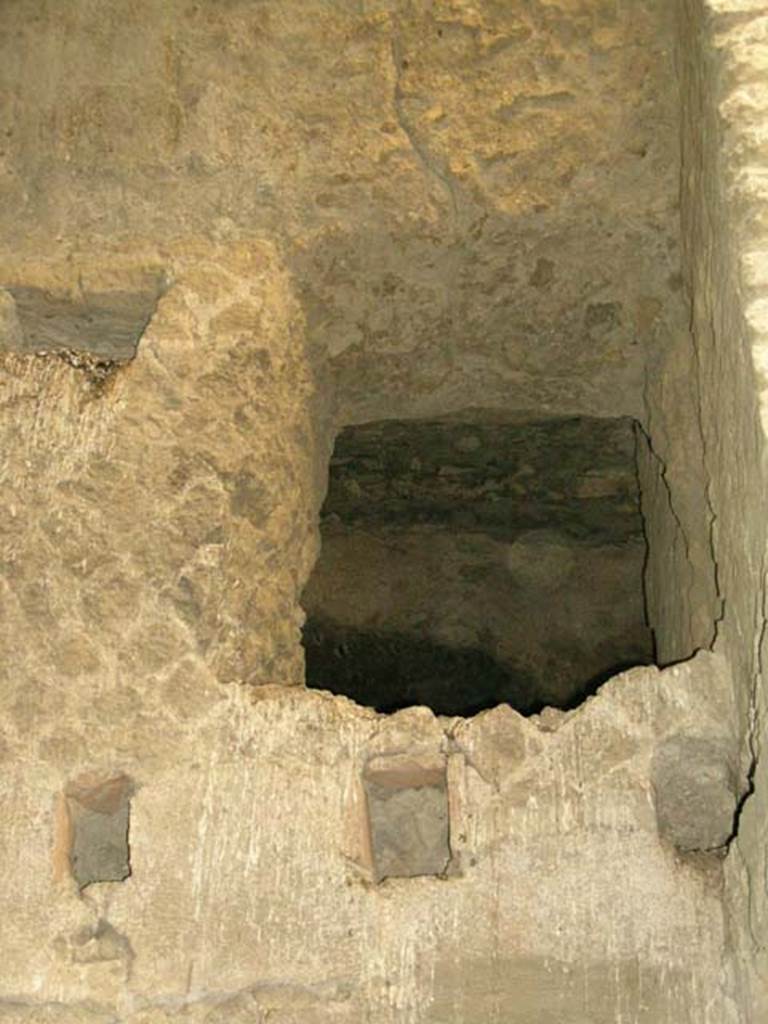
302,412,654,716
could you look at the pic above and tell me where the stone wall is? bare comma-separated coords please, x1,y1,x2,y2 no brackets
0,646,744,1022
0,245,324,692
0,251,742,1021
635,1,768,1018
0,0,681,424
671,2,768,1018
0,1,765,1021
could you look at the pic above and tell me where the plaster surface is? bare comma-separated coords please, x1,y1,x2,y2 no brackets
0,652,742,1023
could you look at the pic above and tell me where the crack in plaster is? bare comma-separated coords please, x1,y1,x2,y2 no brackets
634,417,703,654
727,560,766,924
390,32,460,226
696,317,728,647
633,423,662,655
639,383,694,571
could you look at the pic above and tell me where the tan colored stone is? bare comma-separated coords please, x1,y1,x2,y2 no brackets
0,1,767,1021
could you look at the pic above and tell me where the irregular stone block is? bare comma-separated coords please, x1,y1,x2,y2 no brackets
363,755,450,882
652,735,739,852
65,774,132,888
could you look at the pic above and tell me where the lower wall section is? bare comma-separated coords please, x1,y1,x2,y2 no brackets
0,653,741,1023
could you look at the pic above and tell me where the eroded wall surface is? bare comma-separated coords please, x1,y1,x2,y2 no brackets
0,646,743,1022
0,246,323,693
0,1,759,1021
0,0,681,424
0,253,745,1023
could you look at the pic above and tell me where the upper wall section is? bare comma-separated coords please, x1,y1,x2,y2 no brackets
0,0,682,422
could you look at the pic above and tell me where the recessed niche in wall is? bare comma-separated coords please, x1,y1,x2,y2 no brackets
301,413,654,715
0,271,166,359
64,773,132,889
364,755,451,882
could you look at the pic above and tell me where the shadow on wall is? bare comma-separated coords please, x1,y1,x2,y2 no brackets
303,617,648,716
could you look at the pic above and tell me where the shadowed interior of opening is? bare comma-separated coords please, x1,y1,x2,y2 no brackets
301,413,655,716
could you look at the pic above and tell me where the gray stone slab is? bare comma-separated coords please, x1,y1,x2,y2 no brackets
652,735,738,852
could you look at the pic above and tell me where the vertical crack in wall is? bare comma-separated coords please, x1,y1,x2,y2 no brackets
695,315,727,645
632,425,657,662
390,32,460,226
729,560,767,853
389,23,469,332
634,418,700,659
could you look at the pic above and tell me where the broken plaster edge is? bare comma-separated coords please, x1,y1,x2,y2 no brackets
246,646,732,742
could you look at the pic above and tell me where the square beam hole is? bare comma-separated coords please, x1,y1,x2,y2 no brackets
64,773,132,889
364,756,450,882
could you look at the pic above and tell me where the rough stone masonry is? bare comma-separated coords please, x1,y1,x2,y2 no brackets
1,2,768,1022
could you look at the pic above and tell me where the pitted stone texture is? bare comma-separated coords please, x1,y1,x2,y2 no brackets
0,244,325,701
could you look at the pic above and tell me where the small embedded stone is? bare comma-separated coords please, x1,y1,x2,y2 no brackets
652,735,739,852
